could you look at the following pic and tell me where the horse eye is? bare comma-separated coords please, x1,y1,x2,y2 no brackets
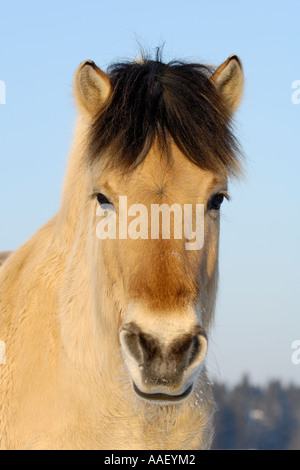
96,193,113,207
209,193,225,211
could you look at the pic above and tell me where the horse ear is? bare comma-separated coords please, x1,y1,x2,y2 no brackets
210,55,244,113
74,60,112,119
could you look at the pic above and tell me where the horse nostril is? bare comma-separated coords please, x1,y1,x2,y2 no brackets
187,336,201,367
190,332,208,369
169,329,208,371
138,332,158,362
119,323,159,363
119,323,143,363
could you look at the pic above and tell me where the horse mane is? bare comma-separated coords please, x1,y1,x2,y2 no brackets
87,50,243,176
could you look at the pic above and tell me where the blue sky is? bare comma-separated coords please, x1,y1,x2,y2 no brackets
0,0,299,386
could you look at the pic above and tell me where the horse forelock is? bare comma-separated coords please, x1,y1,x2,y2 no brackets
86,53,243,177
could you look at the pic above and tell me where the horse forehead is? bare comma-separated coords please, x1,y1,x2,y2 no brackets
134,145,206,189
106,144,224,197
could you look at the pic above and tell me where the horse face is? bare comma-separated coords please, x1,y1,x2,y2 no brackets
75,56,243,404
91,144,227,403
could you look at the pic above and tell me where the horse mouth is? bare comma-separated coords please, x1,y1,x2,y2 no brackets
133,382,193,403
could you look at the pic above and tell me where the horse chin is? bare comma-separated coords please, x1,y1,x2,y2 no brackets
132,382,193,405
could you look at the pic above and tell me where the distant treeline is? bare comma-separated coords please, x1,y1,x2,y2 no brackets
212,376,300,450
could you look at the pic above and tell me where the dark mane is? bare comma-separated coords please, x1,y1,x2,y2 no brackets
88,53,243,176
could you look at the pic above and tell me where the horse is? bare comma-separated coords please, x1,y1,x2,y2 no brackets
0,52,244,450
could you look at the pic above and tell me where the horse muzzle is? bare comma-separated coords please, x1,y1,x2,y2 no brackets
119,322,208,404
